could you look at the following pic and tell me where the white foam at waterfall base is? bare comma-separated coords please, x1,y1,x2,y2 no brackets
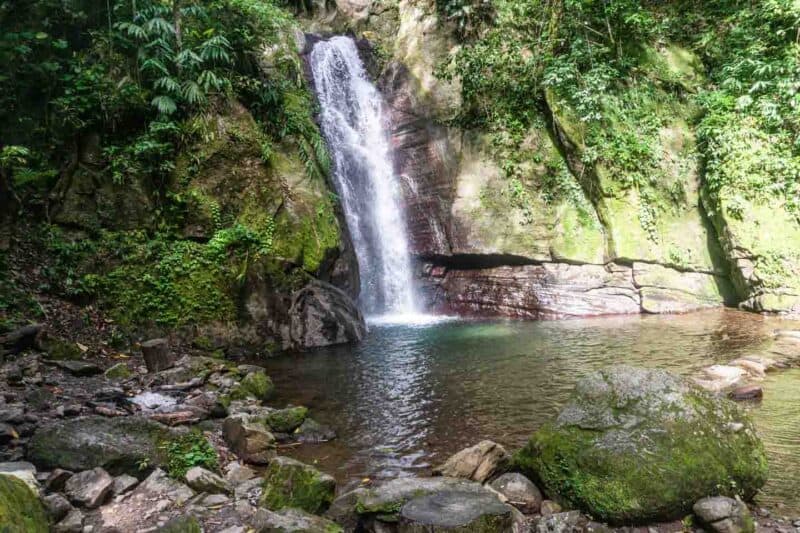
367,312,460,328
310,36,425,322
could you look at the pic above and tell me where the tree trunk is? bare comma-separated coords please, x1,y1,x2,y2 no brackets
173,0,182,51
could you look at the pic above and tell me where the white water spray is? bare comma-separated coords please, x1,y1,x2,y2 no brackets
310,36,421,320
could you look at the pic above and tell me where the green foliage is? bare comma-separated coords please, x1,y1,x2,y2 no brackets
162,430,219,479
435,0,495,40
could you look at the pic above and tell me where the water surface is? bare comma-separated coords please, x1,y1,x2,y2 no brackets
261,309,800,513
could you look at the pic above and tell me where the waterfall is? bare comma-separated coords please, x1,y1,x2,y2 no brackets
310,36,419,319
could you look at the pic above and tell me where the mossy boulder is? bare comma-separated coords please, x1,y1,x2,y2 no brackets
515,365,768,525
260,456,336,514
27,416,176,477
0,474,49,532
104,362,133,380
231,371,275,401
266,406,309,433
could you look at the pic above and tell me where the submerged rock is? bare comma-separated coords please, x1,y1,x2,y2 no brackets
27,416,176,476
293,418,336,443
0,474,49,532
433,440,509,483
260,456,335,515
515,365,768,524
265,406,308,433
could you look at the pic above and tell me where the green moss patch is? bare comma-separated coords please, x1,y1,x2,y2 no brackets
260,456,336,514
0,474,49,533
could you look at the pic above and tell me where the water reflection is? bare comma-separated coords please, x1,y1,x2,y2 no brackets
261,309,800,511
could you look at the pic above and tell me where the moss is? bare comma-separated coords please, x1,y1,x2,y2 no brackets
39,336,83,360
230,371,275,402
0,475,49,533
265,406,308,433
514,385,768,525
104,362,133,380
157,516,202,533
260,457,336,514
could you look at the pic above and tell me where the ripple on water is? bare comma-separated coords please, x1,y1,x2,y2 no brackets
260,309,800,511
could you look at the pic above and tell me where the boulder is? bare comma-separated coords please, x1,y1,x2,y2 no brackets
48,360,102,377
260,456,336,514
231,371,275,401
0,461,39,492
27,416,176,476
253,507,344,533
515,365,768,524
43,492,73,522
184,466,230,494
489,473,542,514
104,363,133,380
222,415,276,464
433,440,509,482
64,467,114,508
398,488,514,533
325,488,368,531
266,406,308,433
0,474,49,532
288,281,367,349
0,324,42,356
45,468,73,491
729,385,763,401
535,511,586,533
141,338,174,373
693,496,754,533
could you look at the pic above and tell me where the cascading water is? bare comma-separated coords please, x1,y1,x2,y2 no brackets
310,36,419,320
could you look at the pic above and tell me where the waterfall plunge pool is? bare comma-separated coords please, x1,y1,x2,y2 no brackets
259,308,800,514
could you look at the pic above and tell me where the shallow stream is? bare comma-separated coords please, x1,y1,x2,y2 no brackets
261,309,800,514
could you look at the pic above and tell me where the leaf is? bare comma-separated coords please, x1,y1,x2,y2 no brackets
151,95,178,115
181,81,206,105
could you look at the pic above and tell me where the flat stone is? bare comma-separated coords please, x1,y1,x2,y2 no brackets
433,440,510,482
65,467,114,508
253,507,344,533
398,488,513,532
201,493,230,507
489,472,543,514
149,411,202,426
185,466,230,494
111,474,139,495
48,360,102,377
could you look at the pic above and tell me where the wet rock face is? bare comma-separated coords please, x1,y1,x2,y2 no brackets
424,264,641,319
288,281,367,350
433,440,510,483
398,488,514,533
515,365,768,524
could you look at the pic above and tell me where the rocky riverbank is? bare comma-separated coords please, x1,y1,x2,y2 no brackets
2,326,800,533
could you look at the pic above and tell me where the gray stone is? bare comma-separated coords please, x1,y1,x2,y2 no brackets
0,461,39,492
293,418,336,444
65,467,114,508
49,360,102,377
355,477,497,522
398,488,514,532
43,492,74,522
540,500,562,516
224,463,256,485
223,415,276,464
324,488,368,532
253,507,344,532
185,466,231,494
433,440,509,483
27,415,177,476
141,338,174,373
693,496,754,533
288,281,366,350
54,508,84,533
201,493,230,507
489,473,543,514
46,468,74,492
111,474,139,495
535,511,585,533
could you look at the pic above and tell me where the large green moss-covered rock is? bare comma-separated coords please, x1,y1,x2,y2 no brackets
230,371,275,402
0,474,49,532
260,456,336,514
515,365,767,525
